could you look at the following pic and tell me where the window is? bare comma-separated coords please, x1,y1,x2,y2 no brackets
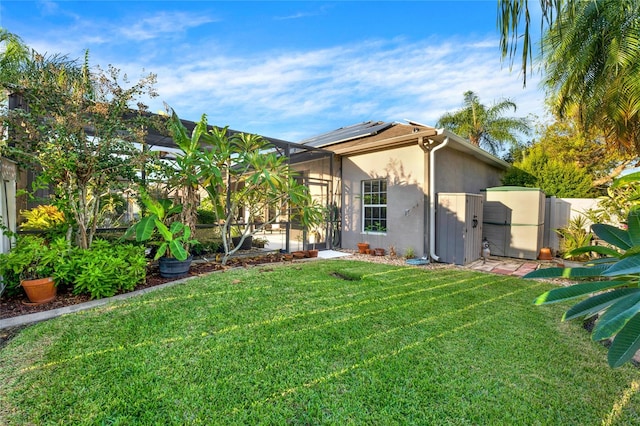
362,179,387,232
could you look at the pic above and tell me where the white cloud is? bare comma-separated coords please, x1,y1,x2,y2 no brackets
118,11,219,41
16,17,545,143
129,35,544,142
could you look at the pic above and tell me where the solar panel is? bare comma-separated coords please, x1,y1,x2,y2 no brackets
299,121,393,148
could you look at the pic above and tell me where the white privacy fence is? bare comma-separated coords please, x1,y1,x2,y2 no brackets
543,197,601,255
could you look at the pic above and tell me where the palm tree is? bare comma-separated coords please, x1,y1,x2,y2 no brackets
436,90,531,155
498,1,640,156
542,0,640,156
498,0,575,86
0,28,30,102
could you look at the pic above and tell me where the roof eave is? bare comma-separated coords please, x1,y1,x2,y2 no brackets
431,129,510,170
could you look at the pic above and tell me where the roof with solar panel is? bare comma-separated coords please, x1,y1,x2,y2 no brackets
298,121,395,148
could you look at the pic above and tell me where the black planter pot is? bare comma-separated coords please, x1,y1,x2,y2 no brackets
158,256,193,278
231,235,253,250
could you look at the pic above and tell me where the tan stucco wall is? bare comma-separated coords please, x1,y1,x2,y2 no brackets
433,147,504,194
341,145,426,258
340,143,505,259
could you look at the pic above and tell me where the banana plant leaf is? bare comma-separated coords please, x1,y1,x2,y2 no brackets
611,171,640,188
155,243,167,259
169,240,188,261
154,219,172,242
135,216,157,242
169,221,184,235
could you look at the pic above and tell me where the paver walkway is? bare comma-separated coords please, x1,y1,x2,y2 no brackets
466,257,548,277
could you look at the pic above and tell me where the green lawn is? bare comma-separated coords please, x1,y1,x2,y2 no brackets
1,260,639,425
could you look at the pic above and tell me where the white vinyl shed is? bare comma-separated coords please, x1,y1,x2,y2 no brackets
482,186,545,260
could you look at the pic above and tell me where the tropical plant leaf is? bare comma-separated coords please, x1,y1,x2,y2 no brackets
591,224,631,250
586,257,621,265
623,245,640,257
592,293,640,341
182,226,191,240
169,221,184,235
602,254,640,277
564,288,640,321
154,219,172,242
140,192,164,218
166,203,183,217
169,240,188,261
121,223,136,240
628,208,640,246
135,216,156,242
611,171,640,188
154,242,167,260
566,245,620,259
534,281,629,305
524,264,609,279
608,312,640,368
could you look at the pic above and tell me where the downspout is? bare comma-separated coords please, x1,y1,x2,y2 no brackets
429,136,449,262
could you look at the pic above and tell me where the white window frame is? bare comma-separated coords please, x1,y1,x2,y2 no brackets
361,179,387,234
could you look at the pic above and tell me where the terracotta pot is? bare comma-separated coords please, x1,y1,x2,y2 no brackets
292,251,305,259
365,248,372,255
282,254,294,261
21,277,56,304
303,250,310,258
308,249,319,258
357,243,369,254
538,247,553,260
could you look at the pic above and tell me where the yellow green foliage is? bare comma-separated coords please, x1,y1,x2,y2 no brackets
20,205,65,230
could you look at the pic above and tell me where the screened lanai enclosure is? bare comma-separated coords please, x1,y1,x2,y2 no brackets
12,107,337,254
141,118,337,253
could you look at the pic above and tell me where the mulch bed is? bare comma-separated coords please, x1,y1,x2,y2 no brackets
0,252,289,321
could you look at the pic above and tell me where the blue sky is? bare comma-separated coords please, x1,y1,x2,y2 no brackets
0,1,546,143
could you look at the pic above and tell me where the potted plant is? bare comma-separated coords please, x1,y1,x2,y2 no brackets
252,237,269,248
364,222,387,255
125,191,198,278
0,235,61,304
357,242,370,254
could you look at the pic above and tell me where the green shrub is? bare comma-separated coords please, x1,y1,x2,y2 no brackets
56,239,147,299
0,235,67,296
196,209,217,224
190,239,223,256
505,145,594,197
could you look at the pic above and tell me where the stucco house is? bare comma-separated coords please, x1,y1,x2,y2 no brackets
299,120,509,261
5,86,509,262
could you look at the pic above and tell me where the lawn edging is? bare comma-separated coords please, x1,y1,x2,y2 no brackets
0,274,200,330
